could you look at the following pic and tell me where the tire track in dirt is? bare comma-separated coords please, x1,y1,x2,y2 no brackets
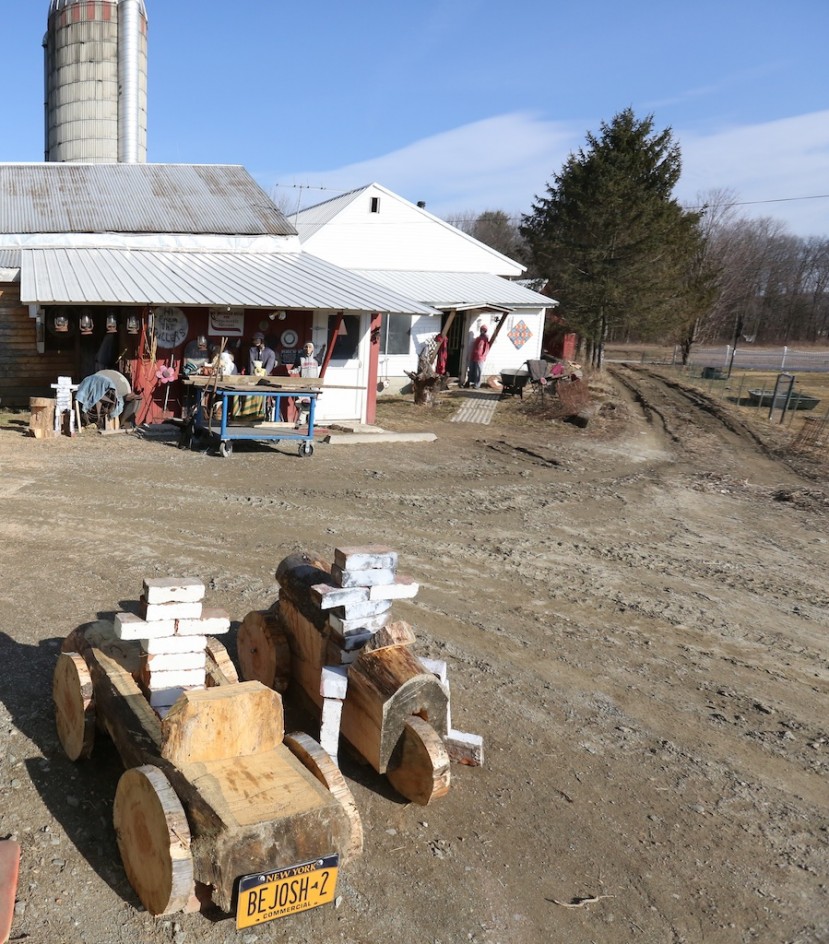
611,366,775,450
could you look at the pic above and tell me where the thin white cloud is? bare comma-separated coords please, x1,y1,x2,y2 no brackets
267,110,829,238
676,111,829,236
268,113,580,221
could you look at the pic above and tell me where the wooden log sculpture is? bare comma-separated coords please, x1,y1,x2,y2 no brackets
239,554,451,805
55,620,361,916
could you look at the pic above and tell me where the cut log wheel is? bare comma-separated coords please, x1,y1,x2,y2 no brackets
113,765,195,916
237,608,291,692
283,731,363,862
204,636,239,687
53,651,96,760
386,716,451,806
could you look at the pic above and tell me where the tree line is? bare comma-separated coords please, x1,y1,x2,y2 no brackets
450,109,829,367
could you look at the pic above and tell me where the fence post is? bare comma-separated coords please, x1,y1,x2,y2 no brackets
781,346,788,370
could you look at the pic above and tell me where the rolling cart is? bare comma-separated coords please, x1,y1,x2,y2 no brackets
181,378,321,458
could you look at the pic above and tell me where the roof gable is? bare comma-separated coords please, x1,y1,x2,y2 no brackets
292,182,524,277
0,163,296,237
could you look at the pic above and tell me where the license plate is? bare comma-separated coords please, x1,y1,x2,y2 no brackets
236,854,339,929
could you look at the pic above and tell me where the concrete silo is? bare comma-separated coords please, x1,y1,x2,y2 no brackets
43,0,148,163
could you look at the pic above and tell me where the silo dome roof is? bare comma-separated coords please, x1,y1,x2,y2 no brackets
49,0,147,14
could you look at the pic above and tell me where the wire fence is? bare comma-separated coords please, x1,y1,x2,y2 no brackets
687,346,829,374
664,362,829,453
606,345,829,373
605,345,829,454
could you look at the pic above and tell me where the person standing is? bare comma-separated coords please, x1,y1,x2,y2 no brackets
248,331,276,376
292,342,320,378
467,324,491,388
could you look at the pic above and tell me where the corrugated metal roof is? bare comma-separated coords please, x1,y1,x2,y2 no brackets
19,248,437,315
0,164,295,237
291,186,367,234
353,270,555,309
0,249,20,268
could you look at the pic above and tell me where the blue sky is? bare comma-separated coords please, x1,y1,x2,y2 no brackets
3,0,828,236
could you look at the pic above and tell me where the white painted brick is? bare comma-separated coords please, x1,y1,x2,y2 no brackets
368,575,420,601
445,730,484,767
144,651,207,673
142,578,205,605
148,685,201,709
320,696,344,761
142,599,203,622
331,564,396,589
143,667,206,689
419,658,448,684
334,546,399,571
320,665,349,700
339,598,392,620
311,583,370,610
176,608,231,636
142,634,207,655
328,609,390,636
114,612,175,641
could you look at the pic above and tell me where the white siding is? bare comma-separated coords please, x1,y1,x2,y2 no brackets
299,185,524,277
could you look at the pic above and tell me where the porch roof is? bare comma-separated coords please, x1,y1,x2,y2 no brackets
18,247,437,314
353,269,556,310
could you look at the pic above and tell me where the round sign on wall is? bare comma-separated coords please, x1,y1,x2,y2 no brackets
154,306,189,349
280,328,299,348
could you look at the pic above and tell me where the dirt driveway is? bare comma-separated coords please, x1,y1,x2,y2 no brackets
0,368,827,944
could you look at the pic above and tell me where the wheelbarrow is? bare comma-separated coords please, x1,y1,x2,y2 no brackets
499,369,531,397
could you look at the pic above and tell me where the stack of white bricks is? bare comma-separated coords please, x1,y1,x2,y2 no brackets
312,546,419,666
311,546,419,761
113,578,231,718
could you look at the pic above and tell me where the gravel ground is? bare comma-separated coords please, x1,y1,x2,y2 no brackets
0,367,827,944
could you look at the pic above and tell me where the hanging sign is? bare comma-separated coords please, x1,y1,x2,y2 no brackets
154,306,189,349
208,308,245,337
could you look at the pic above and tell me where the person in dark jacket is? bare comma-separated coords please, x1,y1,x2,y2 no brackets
248,331,276,375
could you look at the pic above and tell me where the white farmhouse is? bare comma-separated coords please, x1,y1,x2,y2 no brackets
292,183,556,391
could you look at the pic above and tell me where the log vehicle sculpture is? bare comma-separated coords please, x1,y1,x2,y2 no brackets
238,549,483,806
53,581,361,929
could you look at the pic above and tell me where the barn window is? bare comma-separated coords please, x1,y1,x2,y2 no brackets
370,196,380,213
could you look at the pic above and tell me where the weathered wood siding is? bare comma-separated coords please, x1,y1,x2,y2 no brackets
0,281,75,406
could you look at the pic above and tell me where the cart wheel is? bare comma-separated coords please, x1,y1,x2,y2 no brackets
298,441,314,457
53,652,95,760
218,440,233,458
113,765,194,916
